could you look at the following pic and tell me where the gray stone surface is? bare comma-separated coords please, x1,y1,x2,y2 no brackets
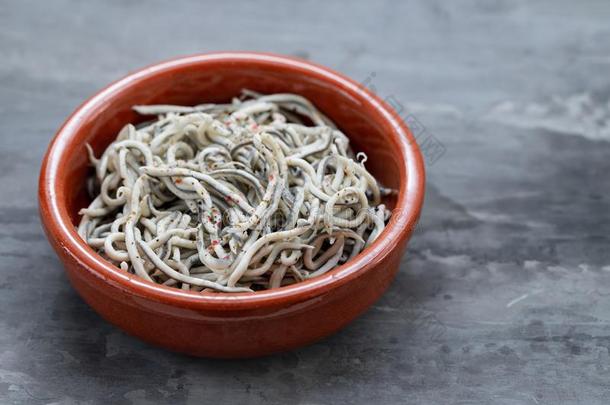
1,0,610,403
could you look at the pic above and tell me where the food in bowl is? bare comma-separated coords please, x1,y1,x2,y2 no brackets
78,90,392,292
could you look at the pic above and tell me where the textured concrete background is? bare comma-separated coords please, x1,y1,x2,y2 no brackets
2,0,610,404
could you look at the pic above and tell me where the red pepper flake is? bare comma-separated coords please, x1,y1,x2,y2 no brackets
211,240,219,246
175,178,182,184
225,195,234,204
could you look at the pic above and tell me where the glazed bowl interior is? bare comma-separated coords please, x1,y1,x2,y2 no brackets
46,53,422,304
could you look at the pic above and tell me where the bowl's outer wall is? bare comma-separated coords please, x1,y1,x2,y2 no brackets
42,218,405,357
38,53,424,357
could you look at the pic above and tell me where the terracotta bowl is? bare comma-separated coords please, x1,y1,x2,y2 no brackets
38,52,425,358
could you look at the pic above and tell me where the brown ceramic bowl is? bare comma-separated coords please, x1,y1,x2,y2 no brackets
38,52,425,358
